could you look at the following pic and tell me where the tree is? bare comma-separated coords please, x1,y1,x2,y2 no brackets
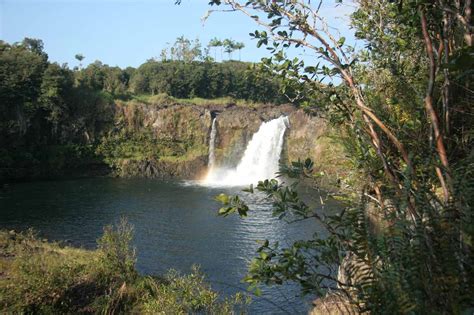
75,53,85,69
22,38,48,61
208,0,474,313
103,66,129,96
208,37,223,61
234,41,245,61
159,48,168,61
0,40,48,138
75,60,106,90
223,38,236,60
169,36,203,62
39,62,74,137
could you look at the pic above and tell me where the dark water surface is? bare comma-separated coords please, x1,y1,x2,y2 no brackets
0,177,340,314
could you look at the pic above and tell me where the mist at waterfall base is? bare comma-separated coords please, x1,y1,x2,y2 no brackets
203,116,289,187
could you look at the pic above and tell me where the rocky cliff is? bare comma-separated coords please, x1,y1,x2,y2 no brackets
108,100,346,187
109,101,290,179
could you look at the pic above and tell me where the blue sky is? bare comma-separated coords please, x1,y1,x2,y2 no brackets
0,0,357,69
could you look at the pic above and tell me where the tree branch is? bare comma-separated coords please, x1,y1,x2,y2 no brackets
420,8,453,203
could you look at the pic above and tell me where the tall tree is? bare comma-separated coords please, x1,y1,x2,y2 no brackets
0,39,48,137
234,41,245,60
39,63,74,138
223,38,236,60
75,53,85,69
170,36,203,62
208,37,223,61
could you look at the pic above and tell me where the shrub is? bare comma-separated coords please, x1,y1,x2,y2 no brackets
97,217,137,281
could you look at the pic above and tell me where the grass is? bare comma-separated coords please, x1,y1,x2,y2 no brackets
128,93,268,108
158,145,208,163
0,220,248,314
97,133,208,169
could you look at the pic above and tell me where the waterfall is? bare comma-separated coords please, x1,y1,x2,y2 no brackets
204,116,289,186
208,117,217,170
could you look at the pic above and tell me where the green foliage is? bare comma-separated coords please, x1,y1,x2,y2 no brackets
140,266,249,314
97,130,161,163
0,39,47,136
215,193,249,217
0,229,98,313
39,63,74,130
97,217,137,281
129,59,292,103
0,39,117,182
135,94,266,108
95,123,208,173
218,158,474,313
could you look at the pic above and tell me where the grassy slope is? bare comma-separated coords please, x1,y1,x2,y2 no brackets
130,93,267,108
0,227,246,314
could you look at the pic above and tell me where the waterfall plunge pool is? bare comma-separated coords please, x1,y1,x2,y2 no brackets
0,177,342,314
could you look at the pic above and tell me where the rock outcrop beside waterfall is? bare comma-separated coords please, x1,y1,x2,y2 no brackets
285,110,350,190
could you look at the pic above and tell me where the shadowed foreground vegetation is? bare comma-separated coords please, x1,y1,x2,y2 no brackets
0,220,247,314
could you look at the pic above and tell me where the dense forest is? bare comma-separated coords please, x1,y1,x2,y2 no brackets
0,38,301,182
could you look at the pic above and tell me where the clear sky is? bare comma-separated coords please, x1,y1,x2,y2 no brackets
0,0,356,69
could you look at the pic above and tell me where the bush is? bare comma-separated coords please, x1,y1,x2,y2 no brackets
97,217,137,281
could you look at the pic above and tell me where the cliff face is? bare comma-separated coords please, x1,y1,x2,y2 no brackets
110,101,342,184
286,110,327,163
109,102,211,179
111,101,292,179
285,110,350,190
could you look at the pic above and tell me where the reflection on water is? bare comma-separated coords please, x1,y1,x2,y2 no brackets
0,177,340,314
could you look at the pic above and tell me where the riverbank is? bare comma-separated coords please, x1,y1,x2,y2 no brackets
0,225,246,313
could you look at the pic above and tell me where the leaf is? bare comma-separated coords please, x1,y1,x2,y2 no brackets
215,193,229,205
238,206,249,217
218,207,230,215
337,37,346,47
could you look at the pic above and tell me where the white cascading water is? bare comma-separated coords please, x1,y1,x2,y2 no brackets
208,117,217,170
204,116,289,187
